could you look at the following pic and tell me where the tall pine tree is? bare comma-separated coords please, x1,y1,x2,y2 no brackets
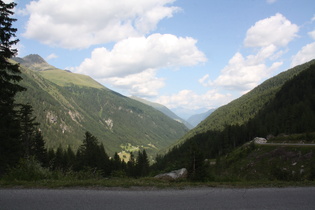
0,1,25,175
135,150,150,177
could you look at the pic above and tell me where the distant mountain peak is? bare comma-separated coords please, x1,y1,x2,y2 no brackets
13,54,55,71
23,54,47,64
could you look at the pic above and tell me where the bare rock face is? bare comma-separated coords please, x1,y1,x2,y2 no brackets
154,168,188,180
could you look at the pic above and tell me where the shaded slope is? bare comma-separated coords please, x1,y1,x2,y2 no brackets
153,60,315,171
14,55,189,157
178,59,315,143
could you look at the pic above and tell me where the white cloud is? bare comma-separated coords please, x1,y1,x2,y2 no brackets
102,69,165,97
291,42,315,67
155,89,232,110
202,45,283,91
308,30,315,40
75,33,206,97
201,14,296,93
14,42,24,56
76,33,206,77
211,52,281,91
244,13,298,48
198,74,211,87
46,53,58,60
23,0,180,49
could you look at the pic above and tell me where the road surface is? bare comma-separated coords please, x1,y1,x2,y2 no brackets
1,187,315,210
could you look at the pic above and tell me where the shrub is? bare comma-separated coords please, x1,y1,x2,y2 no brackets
4,157,51,181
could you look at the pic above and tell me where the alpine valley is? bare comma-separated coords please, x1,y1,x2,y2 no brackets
13,54,189,159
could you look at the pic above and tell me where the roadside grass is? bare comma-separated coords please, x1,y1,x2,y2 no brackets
1,177,315,189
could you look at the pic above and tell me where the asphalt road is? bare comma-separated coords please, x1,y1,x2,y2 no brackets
1,187,315,210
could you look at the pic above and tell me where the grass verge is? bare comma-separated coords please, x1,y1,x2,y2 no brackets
1,178,315,189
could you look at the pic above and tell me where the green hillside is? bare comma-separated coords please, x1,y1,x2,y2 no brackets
39,69,104,89
153,60,315,173
14,55,188,158
177,59,315,143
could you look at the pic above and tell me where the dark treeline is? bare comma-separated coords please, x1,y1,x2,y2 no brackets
0,0,27,175
45,131,150,178
153,63,315,173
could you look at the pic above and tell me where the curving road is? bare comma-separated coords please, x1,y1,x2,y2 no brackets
1,187,315,210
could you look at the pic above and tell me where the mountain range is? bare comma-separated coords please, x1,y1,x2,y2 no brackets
13,54,189,159
131,96,194,129
186,109,215,127
131,96,215,128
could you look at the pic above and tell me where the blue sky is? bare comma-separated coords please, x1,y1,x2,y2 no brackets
9,0,315,119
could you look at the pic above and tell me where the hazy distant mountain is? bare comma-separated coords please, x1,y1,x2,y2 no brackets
187,109,216,127
131,96,193,129
170,107,209,120
13,54,189,158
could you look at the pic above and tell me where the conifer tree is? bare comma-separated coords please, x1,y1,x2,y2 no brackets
187,143,207,181
135,150,150,177
64,146,76,170
126,152,136,177
0,0,25,175
98,143,110,176
76,131,109,174
32,130,47,166
112,152,122,171
19,104,39,158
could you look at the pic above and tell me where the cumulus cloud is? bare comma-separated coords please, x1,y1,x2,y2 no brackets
291,42,315,67
46,53,58,60
102,69,165,97
74,33,206,97
155,89,233,110
291,28,315,67
200,14,297,92
76,34,206,78
23,0,180,49
210,51,283,91
244,13,298,48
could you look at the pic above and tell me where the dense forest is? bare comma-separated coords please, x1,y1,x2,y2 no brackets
152,63,315,176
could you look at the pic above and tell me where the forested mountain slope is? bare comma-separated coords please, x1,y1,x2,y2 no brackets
178,59,315,143
13,55,189,157
153,60,315,171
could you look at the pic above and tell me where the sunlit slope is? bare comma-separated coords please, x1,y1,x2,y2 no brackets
14,55,189,157
39,69,104,89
